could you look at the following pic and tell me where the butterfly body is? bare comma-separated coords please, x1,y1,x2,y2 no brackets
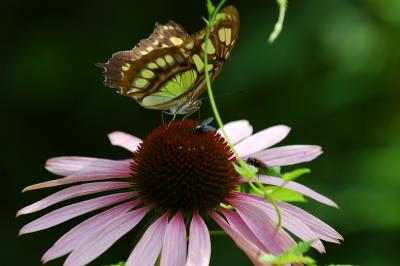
98,6,239,116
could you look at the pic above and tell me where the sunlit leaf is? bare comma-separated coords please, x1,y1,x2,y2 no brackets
234,163,257,179
270,186,306,202
285,240,313,254
260,253,316,265
207,0,215,15
265,166,282,177
259,241,316,265
282,168,311,182
325,264,358,266
105,262,125,266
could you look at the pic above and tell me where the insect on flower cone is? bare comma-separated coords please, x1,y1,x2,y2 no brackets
17,120,342,266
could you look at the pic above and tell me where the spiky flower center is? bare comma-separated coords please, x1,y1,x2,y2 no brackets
130,120,237,214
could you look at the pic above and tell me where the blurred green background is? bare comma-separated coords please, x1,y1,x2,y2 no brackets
3,0,400,265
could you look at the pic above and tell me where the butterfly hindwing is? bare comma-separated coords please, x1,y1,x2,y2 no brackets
100,46,203,111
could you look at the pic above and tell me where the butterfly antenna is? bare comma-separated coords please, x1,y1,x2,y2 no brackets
94,62,105,68
198,95,209,101
198,90,245,102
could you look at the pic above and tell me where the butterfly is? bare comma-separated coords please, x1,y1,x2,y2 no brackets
193,117,216,133
97,5,239,118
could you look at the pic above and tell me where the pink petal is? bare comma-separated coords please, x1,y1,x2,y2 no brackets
46,157,131,177
186,212,211,266
67,159,132,177
42,200,141,263
234,125,291,157
45,157,101,176
108,131,142,152
19,192,136,235
217,120,253,145
64,207,150,266
210,211,265,266
241,194,326,253
161,211,186,266
22,160,132,192
228,193,296,254
277,201,342,242
17,181,132,216
221,209,267,252
258,176,338,208
250,145,323,166
126,213,169,266
242,194,342,245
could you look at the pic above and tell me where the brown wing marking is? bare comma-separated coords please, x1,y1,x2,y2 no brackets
132,21,188,57
179,5,240,101
97,20,190,92
97,46,195,102
97,6,239,114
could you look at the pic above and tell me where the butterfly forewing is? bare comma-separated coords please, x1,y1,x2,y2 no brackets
180,5,240,102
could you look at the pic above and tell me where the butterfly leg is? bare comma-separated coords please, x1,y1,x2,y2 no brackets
182,107,200,120
161,111,165,125
197,108,201,122
166,112,177,127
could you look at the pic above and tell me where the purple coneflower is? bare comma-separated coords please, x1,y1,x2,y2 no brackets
18,119,342,266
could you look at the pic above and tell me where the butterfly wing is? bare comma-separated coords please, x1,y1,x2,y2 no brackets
98,22,202,111
180,5,240,102
98,6,239,114
133,21,188,53
99,45,204,111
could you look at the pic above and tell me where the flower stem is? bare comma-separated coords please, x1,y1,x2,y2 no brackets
268,0,288,43
204,0,282,227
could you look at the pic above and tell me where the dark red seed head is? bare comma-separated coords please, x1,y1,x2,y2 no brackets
130,120,237,214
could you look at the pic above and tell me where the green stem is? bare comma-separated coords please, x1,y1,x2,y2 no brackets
268,0,287,43
204,0,251,175
204,0,282,227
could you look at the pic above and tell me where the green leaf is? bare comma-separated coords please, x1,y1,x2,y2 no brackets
206,0,215,15
220,202,233,209
105,262,125,266
233,163,257,179
285,240,313,254
249,187,263,196
259,253,316,265
270,187,306,202
282,168,311,182
249,185,306,203
209,230,227,236
259,241,316,265
325,265,359,266
265,166,281,177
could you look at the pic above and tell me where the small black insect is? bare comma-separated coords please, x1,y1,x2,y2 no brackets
246,157,268,168
246,157,270,174
193,117,216,133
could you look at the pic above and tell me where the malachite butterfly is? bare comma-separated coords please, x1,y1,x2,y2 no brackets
97,5,239,117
